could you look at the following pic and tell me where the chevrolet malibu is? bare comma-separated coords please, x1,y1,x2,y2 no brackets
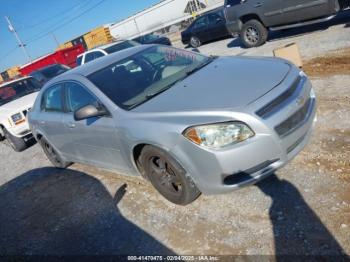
28,45,316,205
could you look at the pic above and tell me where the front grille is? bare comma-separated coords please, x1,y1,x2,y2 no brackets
275,98,312,137
256,75,302,118
223,159,279,185
339,0,350,9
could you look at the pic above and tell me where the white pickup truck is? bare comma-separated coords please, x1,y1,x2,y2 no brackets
0,77,42,152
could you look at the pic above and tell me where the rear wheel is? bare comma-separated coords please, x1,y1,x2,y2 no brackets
139,145,201,205
39,137,71,168
3,128,27,152
240,19,268,48
190,36,201,48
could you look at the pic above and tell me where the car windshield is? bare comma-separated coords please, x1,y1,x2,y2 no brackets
39,64,69,79
0,78,42,106
104,40,139,54
87,46,213,110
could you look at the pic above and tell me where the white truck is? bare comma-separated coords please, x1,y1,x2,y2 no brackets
0,77,42,152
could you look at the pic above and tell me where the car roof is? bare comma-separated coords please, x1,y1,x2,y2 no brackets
91,40,130,51
0,76,32,88
48,44,153,83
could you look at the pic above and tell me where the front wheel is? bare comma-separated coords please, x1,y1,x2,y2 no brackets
3,128,27,152
190,36,201,48
240,19,268,48
139,146,201,205
39,137,71,168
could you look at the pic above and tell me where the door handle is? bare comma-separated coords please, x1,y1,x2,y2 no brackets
254,2,263,7
67,122,76,129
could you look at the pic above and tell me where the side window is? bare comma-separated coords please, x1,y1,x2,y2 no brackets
65,82,98,112
208,13,223,25
226,0,241,6
94,51,105,59
42,84,63,112
84,52,96,63
193,16,207,29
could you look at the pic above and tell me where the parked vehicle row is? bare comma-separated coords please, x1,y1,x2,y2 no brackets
28,45,316,205
132,34,172,46
181,7,230,48
30,64,71,85
0,77,42,152
76,40,140,66
181,0,350,48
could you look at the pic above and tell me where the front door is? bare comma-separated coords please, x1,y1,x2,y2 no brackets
39,84,66,152
191,15,210,42
280,0,331,24
207,11,228,40
62,81,126,171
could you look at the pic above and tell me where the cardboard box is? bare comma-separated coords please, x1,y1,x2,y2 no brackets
273,43,303,68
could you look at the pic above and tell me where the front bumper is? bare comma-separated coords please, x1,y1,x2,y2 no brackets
171,74,317,195
8,121,32,139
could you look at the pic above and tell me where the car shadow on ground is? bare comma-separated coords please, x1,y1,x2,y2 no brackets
254,174,347,258
227,11,350,49
0,167,175,255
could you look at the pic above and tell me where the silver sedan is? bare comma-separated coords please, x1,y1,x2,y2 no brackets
28,45,316,205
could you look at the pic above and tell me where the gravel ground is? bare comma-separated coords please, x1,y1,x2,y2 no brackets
0,14,349,257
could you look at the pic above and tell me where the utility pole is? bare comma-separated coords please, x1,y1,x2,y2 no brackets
5,16,32,63
51,32,60,48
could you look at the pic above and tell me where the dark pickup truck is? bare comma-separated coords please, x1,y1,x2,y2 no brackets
224,0,350,47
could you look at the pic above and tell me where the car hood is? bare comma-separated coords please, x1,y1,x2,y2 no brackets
133,56,291,113
0,92,38,115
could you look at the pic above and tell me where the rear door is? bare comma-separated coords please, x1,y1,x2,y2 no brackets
61,81,126,171
281,0,331,23
207,11,228,39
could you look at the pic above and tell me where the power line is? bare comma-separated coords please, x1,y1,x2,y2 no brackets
4,16,32,63
16,0,93,32
26,0,108,45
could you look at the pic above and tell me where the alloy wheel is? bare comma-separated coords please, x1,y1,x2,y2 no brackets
149,156,183,197
244,26,260,45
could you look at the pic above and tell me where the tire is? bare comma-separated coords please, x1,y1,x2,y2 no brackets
190,36,201,48
240,19,268,48
3,128,27,152
39,137,71,168
139,145,201,205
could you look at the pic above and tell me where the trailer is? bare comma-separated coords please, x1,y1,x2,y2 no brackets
19,45,85,76
109,0,224,40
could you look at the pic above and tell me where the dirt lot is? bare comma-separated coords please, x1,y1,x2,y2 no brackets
0,14,350,257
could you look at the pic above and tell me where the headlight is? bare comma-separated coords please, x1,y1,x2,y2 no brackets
11,113,23,123
183,122,254,149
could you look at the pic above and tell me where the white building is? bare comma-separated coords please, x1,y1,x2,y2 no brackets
109,0,224,40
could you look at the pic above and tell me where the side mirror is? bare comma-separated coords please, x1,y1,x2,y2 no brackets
74,104,107,121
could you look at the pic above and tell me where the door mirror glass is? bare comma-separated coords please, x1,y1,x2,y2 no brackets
74,104,107,121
